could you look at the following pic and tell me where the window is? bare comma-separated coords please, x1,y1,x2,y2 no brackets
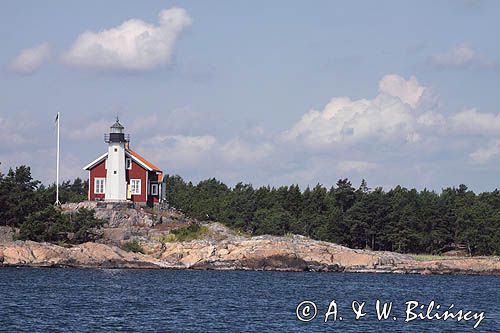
151,183,158,195
130,179,141,195
94,178,105,194
126,158,132,170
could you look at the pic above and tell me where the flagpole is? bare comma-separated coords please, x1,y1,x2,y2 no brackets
55,112,61,205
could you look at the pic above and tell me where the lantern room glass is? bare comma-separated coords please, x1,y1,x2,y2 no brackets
110,120,124,134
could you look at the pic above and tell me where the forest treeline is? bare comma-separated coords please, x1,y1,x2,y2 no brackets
164,175,500,256
1,164,498,255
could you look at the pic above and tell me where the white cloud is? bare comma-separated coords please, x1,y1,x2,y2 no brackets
271,157,377,186
284,74,425,147
219,139,273,163
148,134,215,149
140,134,216,167
417,112,445,127
430,44,483,68
62,7,191,71
448,108,500,134
141,134,275,167
9,43,51,73
470,140,500,164
0,115,37,145
65,119,110,141
126,114,159,133
284,74,500,155
378,74,425,108
282,73,500,175
337,160,377,173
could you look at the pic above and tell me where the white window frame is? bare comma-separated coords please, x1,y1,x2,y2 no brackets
126,158,132,170
130,179,141,195
151,183,158,196
94,178,105,194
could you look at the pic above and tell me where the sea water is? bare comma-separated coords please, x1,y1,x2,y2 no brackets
0,268,498,332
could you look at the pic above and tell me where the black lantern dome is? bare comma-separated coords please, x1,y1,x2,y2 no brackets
105,117,129,143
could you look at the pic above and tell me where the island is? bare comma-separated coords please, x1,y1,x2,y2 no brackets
1,202,498,275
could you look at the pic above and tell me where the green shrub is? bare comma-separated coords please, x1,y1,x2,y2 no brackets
19,206,70,242
18,206,104,244
68,208,105,243
123,239,144,253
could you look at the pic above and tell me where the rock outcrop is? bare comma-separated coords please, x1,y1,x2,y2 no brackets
155,224,413,272
0,241,162,269
1,222,499,275
0,226,15,244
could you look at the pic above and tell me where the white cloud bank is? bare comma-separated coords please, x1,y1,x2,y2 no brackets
337,160,377,173
285,74,500,150
9,43,51,73
470,140,500,164
284,74,426,147
139,134,274,169
448,108,500,134
62,7,191,71
220,139,274,163
141,134,216,167
430,44,486,68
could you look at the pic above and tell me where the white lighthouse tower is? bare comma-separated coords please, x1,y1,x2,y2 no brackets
104,118,128,201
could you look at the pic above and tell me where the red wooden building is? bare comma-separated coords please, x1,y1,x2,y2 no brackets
83,119,164,207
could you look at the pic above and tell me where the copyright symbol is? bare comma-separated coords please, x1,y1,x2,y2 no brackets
296,300,317,322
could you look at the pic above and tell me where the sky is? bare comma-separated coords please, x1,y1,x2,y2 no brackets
1,0,500,192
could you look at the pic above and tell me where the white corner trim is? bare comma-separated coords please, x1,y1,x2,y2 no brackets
83,152,108,170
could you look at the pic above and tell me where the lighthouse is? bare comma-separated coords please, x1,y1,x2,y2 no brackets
104,118,128,201
83,119,164,207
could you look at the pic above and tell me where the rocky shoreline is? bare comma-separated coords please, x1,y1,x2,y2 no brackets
1,225,499,275
0,202,499,275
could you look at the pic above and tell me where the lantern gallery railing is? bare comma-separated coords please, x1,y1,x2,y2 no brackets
104,133,130,143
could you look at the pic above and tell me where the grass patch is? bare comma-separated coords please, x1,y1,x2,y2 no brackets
123,239,144,254
167,224,209,242
153,234,177,243
233,228,252,238
410,254,466,261
56,240,72,248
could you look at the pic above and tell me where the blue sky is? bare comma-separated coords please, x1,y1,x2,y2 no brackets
1,0,500,192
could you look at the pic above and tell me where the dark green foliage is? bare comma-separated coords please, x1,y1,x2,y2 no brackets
252,207,293,235
37,178,88,206
67,208,105,243
19,206,69,242
0,165,88,227
18,206,104,243
0,164,102,244
0,166,41,227
123,239,144,253
164,174,500,256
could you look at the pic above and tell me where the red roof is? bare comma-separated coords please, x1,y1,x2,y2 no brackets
84,147,163,180
125,147,162,172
